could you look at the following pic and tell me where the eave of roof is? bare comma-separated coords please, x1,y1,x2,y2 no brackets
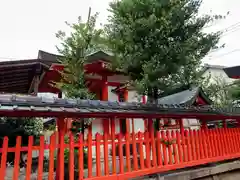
157,87,212,105
0,94,238,119
223,66,240,78
199,63,227,77
38,50,113,63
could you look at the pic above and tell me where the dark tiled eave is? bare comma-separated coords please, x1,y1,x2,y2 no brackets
0,94,239,119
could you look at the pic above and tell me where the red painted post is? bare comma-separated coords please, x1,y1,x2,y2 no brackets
132,131,138,171
166,130,173,165
59,130,65,180
104,133,109,175
88,131,93,177
228,128,234,154
56,117,67,180
198,130,204,159
69,133,74,180
161,131,168,165
232,128,238,153
96,133,101,177
223,119,227,129
215,129,223,156
37,136,45,180
78,134,84,180
125,132,131,172
209,130,215,157
181,130,187,162
156,131,163,166
0,137,8,180
201,120,207,131
219,128,227,155
13,136,21,180
138,132,145,169
189,130,196,161
201,129,208,159
213,129,219,157
185,130,192,162
144,132,151,168
171,130,178,164
176,131,183,163
111,118,117,174
179,119,184,136
26,136,33,180
48,134,56,180
151,129,157,167
205,129,212,158
118,134,124,174
193,130,200,160
102,76,110,135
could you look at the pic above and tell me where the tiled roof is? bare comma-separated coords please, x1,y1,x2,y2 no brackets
157,87,212,105
0,94,239,119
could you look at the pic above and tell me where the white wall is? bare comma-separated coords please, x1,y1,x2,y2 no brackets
127,90,145,133
108,86,118,102
201,68,234,85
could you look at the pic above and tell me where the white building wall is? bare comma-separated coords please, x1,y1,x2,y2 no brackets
201,68,234,85
128,90,145,133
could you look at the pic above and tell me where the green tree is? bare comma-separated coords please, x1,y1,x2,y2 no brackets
55,13,108,134
229,80,240,103
106,0,226,102
55,13,104,99
0,117,43,166
201,74,234,106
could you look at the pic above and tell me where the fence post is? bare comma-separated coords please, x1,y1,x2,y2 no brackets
13,136,21,180
26,136,33,180
69,133,75,180
0,137,8,180
95,133,101,177
78,134,84,180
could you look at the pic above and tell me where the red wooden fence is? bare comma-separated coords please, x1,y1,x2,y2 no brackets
1,128,240,180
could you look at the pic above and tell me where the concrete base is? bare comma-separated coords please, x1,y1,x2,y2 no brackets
133,159,240,180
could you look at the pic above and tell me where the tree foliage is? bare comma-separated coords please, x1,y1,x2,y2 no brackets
0,117,43,166
55,13,107,134
105,0,225,101
55,13,106,99
200,75,233,106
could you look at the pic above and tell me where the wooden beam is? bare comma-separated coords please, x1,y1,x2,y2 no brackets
0,83,29,90
0,68,33,75
34,75,40,95
0,62,37,69
0,72,31,80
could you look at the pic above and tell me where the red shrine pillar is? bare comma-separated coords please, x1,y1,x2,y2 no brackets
223,119,227,129
201,119,208,131
142,95,148,131
56,92,68,180
124,90,130,134
179,119,184,135
102,76,109,135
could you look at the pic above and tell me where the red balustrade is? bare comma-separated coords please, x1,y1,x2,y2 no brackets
1,128,240,180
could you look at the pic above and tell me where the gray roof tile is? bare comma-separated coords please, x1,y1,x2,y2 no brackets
0,94,239,118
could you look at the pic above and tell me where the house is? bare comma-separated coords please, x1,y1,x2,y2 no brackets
157,86,212,130
0,50,213,139
200,63,234,84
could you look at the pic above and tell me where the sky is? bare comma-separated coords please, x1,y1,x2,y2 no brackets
0,0,239,67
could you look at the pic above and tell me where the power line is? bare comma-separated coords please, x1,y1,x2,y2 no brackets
209,49,240,59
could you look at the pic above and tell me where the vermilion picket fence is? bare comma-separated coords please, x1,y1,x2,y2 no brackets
1,128,240,180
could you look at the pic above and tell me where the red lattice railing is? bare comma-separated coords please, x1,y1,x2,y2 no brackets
0,128,240,180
